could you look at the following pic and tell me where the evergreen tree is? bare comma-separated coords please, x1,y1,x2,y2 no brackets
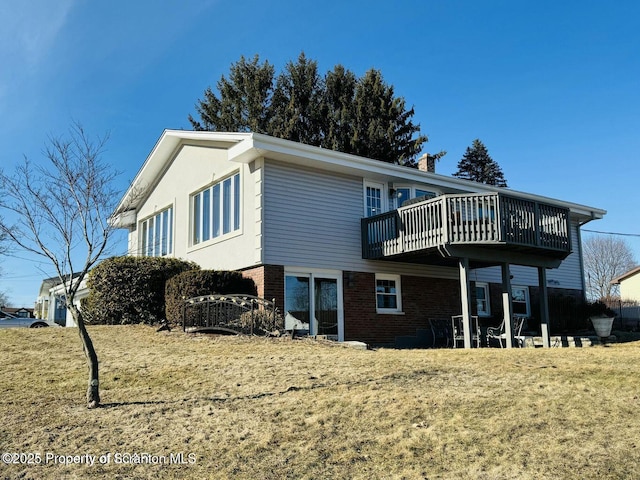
320,64,357,153
190,53,431,166
352,69,426,165
453,139,508,187
189,55,275,132
270,52,324,145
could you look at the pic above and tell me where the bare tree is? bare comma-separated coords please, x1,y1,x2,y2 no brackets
0,289,8,308
583,234,637,301
0,123,122,408
0,230,8,304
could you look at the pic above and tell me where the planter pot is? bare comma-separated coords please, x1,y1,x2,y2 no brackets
590,315,615,338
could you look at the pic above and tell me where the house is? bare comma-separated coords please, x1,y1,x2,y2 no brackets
35,274,88,327
112,130,606,348
0,307,35,319
611,267,640,303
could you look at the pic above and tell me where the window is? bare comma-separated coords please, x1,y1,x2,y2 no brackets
394,185,438,208
140,206,173,257
476,282,491,317
396,187,411,208
365,183,383,217
192,172,241,245
512,286,530,317
376,274,402,313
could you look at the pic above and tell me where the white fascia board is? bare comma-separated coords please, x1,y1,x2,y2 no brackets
228,133,607,220
109,209,136,228
114,130,252,216
113,129,606,226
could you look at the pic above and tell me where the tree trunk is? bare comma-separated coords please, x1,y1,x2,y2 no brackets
72,308,100,408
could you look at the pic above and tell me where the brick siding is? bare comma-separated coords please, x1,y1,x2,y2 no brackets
242,265,585,344
343,271,461,345
241,265,285,308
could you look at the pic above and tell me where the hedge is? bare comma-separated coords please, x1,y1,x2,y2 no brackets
84,256,199,325
164,270,257,324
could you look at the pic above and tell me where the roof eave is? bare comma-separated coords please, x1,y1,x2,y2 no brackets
228,133,607,220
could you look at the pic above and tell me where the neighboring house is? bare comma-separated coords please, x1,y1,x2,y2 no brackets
0,307,35,319
35,277,59,320
112,130,606,348
611,267,640,303
35,274,88,327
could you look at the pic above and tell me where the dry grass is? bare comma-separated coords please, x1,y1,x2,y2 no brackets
1,325,640,479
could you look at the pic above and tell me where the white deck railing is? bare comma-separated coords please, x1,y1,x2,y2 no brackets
362,193,571,259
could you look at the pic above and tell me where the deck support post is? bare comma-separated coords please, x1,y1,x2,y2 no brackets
539,267,551,348
501,263,515,348
459,257,473,349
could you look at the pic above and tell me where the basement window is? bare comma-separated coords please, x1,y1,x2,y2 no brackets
375,274,402,314
512,286,530,317
476,282,491,317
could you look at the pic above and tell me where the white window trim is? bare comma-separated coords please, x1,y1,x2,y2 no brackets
190,171,242,248
475,282,491,317
363,180,387,217
284,268,344,342
512,285,531,317
375,273,403,314
139,205,174,257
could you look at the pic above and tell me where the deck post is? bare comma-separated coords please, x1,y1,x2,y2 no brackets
459,257,473,348
538,267,551,348
501,263,514,348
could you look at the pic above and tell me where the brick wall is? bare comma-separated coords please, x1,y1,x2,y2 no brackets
241,265,285,308
343,271,461,345
241,266,586,343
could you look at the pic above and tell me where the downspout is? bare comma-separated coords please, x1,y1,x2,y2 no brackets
577,212,598,302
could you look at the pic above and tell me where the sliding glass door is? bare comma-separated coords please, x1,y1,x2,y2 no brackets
285,270,343,340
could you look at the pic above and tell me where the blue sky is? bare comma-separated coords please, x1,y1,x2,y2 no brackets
1,0,639,306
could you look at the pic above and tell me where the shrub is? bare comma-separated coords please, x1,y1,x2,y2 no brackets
84,256,199,325
582,300,617,319
165,270,257,324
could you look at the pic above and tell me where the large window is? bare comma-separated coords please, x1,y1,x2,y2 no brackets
375,274,402,313
140,206,173,257
192,172,241,245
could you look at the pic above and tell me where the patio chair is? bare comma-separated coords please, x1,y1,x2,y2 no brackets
428,318,453,348
486,315,526,348
451,315,480,348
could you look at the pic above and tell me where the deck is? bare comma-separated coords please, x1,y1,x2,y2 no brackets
361,192,571,267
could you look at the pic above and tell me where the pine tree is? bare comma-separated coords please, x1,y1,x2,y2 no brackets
270,52,324,145
189,53,432,166
453,139,508,187
189,55,275,133
321,64,357,153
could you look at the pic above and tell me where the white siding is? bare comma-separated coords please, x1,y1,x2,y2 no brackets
620,274,640,302
131,144,260,271
473,221,584,290
263,160,459,279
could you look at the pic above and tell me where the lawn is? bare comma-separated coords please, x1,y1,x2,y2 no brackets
1,325,639,479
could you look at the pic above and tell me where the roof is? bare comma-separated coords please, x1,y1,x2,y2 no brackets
0,307,35,318
611,266,640,285
113,130,607,225
37,273,82,297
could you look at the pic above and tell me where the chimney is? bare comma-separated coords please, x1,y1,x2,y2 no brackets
418,153,435,173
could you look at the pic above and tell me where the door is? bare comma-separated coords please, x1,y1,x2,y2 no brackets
314,277,338,336
285,271,343,340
